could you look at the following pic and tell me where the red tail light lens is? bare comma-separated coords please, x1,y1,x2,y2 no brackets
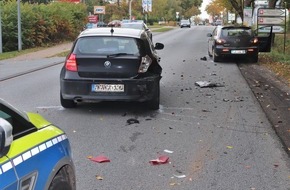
65,54,77,72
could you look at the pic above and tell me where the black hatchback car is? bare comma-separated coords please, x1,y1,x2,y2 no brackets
207,25,259,62
60,28,164,110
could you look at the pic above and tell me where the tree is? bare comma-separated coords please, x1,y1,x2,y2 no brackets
179,0,202,18
205,0,224,19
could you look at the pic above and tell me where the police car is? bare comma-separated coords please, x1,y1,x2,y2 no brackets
0,99,76,190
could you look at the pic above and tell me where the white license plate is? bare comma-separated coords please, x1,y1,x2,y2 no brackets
92,84,124,92
231,50,246,54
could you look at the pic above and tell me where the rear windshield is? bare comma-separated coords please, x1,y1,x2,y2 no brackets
74,36,140,55
221,28,252,37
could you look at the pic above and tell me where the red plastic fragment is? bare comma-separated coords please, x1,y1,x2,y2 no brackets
90,155,110,163
149,155,169,165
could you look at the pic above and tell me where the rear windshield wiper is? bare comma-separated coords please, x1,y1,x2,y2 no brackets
107,53,134,58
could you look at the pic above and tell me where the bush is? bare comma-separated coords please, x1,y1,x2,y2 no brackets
0,0,87,52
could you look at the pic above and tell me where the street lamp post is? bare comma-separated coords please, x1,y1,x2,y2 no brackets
0,4,2,53
17,0,22,51
129,0,132,20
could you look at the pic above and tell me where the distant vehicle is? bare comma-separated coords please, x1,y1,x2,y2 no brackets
108,20,121,27
121,21,152,41
180,19,191,28
214,19,222,26
60,28,164,110
207,25,259,62
0,98,76,190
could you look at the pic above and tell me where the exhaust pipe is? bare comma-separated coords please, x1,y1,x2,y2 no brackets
74,98,83,103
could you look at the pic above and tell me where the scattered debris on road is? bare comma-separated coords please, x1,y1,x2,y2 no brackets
89,155,110,163
195,81,225,88
149,155,169,165
164,149,174,153
127,118,140,125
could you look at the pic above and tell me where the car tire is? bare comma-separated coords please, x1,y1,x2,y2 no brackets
213,48,220,62
60,93,76,108
147,82,160,110
49,166,75,190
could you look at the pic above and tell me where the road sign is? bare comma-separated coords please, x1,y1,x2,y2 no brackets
258,25,285,33
258,8,286,16
88,15,98,23
94,6,105,14
142,0,152,12
254,0,268,7
258,17,285,25
228,13,235,21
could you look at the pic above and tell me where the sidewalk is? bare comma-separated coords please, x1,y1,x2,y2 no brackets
0,42,72,81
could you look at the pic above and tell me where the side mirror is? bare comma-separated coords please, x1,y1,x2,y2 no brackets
0,118,13,158
155,43,164,50
207,33,212,37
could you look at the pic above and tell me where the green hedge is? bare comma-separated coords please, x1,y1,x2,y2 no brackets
0,0,87,52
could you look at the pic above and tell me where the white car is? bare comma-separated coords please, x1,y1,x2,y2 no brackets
180,19,191,28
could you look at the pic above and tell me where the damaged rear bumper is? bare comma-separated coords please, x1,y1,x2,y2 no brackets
60,75,161,103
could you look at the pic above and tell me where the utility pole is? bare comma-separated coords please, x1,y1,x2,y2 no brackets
17,0,22,51
0,4,2,53
129,0,132,20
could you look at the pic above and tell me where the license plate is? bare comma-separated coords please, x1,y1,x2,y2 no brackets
92,84,124,92
231,50,246,54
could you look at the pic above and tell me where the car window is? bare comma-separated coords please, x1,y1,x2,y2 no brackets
221,28,252,37
0,102,36,139
75,36,140,55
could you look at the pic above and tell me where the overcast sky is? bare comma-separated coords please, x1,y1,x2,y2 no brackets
199,0,212,19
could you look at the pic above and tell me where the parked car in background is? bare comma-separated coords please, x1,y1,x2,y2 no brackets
0,98,75,190
214,19,223,26
97,21,107,27
60,28,164,110
108,20,121,27
207,25,260,62
121,21,152,41
180,19,191,28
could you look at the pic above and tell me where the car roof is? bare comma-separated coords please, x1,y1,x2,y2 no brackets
79,28,144,38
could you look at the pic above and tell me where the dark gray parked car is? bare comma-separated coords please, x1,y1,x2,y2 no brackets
60,28,164,110
207,25,260,62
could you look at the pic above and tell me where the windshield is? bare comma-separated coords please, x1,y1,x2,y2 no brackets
181,20,190,24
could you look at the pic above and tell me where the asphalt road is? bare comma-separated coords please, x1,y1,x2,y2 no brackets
0,26,289,189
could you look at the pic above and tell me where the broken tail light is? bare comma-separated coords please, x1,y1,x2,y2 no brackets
65,54,78,72
138,55,152,73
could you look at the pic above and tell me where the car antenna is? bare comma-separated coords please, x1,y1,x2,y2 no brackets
110,27,114,35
